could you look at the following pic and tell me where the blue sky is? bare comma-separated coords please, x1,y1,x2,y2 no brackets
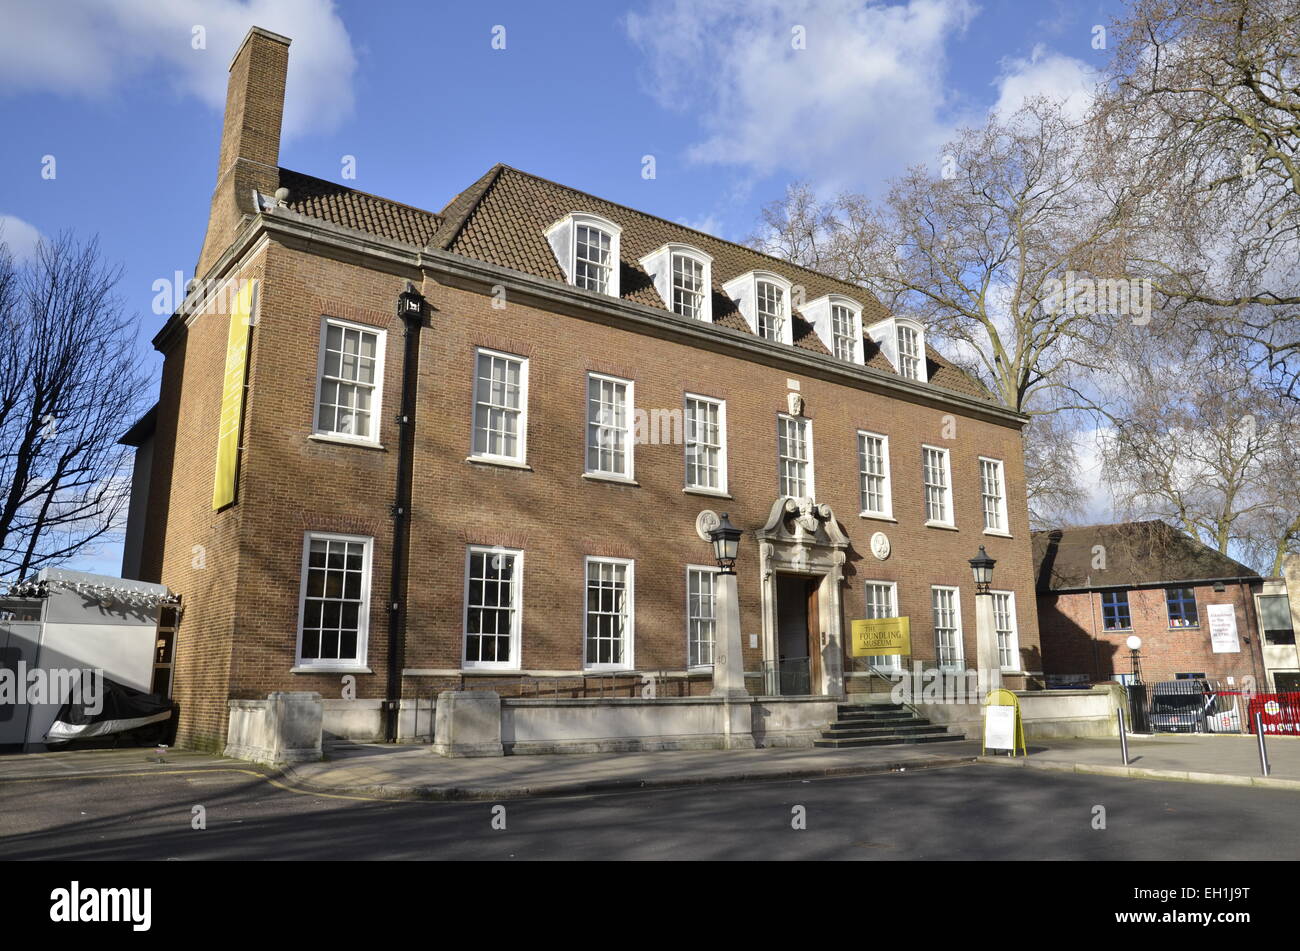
0,0,1126,575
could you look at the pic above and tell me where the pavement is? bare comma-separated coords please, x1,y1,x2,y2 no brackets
0,732,1297,801
982,732,1300,790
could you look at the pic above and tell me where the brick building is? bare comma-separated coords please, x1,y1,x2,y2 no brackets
1033,520,1276,688
122,27,1042,751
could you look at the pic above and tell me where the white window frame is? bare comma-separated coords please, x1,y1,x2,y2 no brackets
722,271,794,345
585,372,635,481
857,430,893,519
921,444,955,528
979,457,1010,535
294,531,372,671
991,589,1020,672
777,414,814,499
470,348,529,465
686,564,719,670
462,546,524,671
931,585,965,671
831,303,858,361
584,556,635,671
756,279,787,342
684,394,728,495
638,243,713,322
312,317,386,446
863,580,901,672
897,323,923,380
865,316,928,383
545,212,622,297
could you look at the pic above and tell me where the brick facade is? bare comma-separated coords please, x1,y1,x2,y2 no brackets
133,28,1043,750
1038,583,1265,685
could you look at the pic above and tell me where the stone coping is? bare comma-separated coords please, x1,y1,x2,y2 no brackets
501,694,838,708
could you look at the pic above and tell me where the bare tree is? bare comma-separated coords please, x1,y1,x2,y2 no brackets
1102,0,1300,396
0,233,148,582
750,99,1160,524
1098,329,1300,573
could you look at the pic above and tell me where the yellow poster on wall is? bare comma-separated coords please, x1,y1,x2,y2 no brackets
850,617,911,657
212,279,258,510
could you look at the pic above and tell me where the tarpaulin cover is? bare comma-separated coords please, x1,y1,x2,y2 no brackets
46,675,173,742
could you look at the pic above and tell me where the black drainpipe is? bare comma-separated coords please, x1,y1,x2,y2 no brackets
387,283,425,742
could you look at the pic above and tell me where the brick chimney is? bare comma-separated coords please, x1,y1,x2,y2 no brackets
195,26,291,278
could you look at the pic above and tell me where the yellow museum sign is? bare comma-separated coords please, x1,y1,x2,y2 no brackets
850,617,910,657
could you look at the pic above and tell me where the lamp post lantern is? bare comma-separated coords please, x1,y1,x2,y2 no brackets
969,545,1001,694
969,545,996,595
708,512,742,574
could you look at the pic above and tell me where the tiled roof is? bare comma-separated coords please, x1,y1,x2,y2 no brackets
273,163,996,404
277,169,443,247
1032,521,1261,592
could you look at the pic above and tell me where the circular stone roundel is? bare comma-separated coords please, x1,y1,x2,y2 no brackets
695,510,721,542
870,531,891,561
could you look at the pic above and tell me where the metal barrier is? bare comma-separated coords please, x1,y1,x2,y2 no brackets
760,658,812,696
1127,681,1300,736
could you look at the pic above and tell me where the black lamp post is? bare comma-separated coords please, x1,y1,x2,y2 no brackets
708,512,742,574
969,545,996,595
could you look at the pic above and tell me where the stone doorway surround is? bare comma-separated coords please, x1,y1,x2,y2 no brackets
756,497,850,697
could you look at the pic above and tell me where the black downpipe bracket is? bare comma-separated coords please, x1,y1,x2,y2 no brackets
387,283,424,742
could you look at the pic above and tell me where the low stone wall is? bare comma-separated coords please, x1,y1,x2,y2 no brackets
320,698,434,744
426,693,839,755
903,686,1123,740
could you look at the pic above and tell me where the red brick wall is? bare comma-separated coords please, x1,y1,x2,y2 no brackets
144,240,1044,744
1039,582,1263,685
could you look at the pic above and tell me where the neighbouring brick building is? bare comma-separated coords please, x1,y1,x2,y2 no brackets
122,27,1042,752
1032,520,1290,688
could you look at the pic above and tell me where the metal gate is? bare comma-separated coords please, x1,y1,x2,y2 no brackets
1129,679,1300,735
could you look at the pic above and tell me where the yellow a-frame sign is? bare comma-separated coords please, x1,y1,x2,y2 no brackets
982,687,1026,756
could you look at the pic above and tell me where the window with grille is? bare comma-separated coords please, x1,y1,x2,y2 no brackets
831,304,856,360
685,396,725,492
316,319,383,441
980,457,1007,532
586,374,633,478
297,533,370,666
922,446,953,525
858,432,891,517
864,581,901,671
464,547,521,668
992,591,1019,670
777,415,812,498
471,349,527,462
897,324,922,379
932,586,963,669
757,281,785,341
1101,590,1132,630
672,253,706,319
585,558,633,669
687,566,717,668
1166,587,1199,628
575,224,613,293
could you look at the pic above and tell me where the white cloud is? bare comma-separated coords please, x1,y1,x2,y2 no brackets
0,215,44,260
992,44,1099,122
625,0,977,189
0,0,355,139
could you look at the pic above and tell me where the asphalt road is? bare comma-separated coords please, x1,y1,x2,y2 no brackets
1,763,1297,860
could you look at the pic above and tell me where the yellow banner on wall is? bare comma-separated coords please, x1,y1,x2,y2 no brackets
212,279,257,510
850,617,911,657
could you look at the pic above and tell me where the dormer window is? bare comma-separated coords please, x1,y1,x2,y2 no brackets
545,212,622,298
575,224,612,293
673,254,706,319
831,305,855,360
799,294,863,364
640,244,713,321
897,324,922,379
756,280,785,341
866,316,928,383
722,271,794,345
